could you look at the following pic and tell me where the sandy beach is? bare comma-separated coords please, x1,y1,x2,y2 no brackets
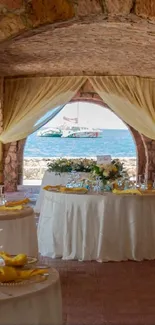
23,157,137,180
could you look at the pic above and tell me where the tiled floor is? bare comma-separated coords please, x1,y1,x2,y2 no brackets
40,257,155,325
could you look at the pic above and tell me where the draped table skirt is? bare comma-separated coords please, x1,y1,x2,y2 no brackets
0,268,62,325
0,207,38,257
38,191,155,261
35,171,89,213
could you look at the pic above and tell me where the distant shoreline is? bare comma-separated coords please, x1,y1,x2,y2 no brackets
23,157,137,180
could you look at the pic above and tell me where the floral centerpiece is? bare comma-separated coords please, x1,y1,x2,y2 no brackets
91,159,126,188
47,158,95,174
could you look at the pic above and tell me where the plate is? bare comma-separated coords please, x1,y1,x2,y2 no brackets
9,256,37,265
0,274,49,286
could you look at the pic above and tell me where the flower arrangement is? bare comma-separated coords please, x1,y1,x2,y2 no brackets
47,158,96,174
92,159,126,185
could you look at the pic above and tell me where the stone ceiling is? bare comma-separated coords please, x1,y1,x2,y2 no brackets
0,0,155,77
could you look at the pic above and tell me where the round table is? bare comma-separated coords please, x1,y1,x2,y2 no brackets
35,171,89,213
38,191,155,261
0,268,62,325
0,207,38,257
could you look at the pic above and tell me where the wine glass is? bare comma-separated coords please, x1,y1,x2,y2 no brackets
0,185,6,206
137,175,142,188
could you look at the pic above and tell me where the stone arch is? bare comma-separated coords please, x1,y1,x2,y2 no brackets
3,80,151,191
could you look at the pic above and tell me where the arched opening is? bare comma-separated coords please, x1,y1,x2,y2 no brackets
21,101,137,186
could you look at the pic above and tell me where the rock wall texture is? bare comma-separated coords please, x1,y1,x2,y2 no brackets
4,142,18,191
0,78,3,184
23,157,137,180
1,1,155,77
0,0,155,43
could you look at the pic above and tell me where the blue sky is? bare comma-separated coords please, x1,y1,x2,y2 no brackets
44,102,127,129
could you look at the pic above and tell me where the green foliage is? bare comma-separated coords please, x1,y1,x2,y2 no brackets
47,158,96,174
91,159,127,184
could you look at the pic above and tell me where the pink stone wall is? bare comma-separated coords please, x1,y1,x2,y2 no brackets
0,78,3,185
4,142,18,192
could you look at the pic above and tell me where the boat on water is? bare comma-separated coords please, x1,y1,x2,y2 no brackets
62,127,102,138
37,128,62,137
37,103,102,138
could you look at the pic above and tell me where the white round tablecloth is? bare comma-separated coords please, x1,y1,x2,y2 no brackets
0,207,38,257
35,171,88,213
0,268,62,325
38,191,155,261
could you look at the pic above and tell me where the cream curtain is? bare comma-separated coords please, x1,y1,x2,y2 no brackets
1,76,86,143
89,76,155,139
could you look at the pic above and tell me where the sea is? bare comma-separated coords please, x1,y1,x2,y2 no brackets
24,129,136,158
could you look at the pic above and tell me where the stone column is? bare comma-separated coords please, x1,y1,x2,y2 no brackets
0,78,4,184
17,139,26,185
129,127,146,181
4,138,26,191
4,142,18,192
142,136,155,182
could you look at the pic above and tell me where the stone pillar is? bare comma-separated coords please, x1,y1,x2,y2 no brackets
17,139,26,185
142,136,155,182
4,142,18,192
4,138,26,191
0,78,3,184
129,127,146,181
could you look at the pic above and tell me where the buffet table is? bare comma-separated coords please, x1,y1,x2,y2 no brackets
38,191,155,261
0,268,62,325
35,171,88,213
0,207,38,257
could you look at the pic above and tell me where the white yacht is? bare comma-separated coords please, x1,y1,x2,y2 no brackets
37,102,102,138
62,127,102,138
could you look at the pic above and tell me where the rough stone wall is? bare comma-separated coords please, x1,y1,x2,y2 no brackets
1,1,155,77
0,78,3,184
0,0,74,41
0,0,155,44
142,136,155,182
4,142,18,191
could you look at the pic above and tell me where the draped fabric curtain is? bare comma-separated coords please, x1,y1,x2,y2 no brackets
89,76,155,139
1,76,86,143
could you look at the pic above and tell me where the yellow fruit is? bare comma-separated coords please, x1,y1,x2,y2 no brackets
0,252,27,266
0,266,18,282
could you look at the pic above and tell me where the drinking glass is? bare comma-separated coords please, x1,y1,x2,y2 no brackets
117,179,123,189
0,185,6,206
137,175,142,188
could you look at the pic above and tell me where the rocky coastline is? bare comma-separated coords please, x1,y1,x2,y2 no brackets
23,157,137,180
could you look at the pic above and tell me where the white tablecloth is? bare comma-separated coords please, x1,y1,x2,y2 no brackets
0,207,38,257
0,268,62,325
38,191,155,261
35,171,88,213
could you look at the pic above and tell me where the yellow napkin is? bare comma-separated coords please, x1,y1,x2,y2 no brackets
60,187,88,193
5,198,30,207
0,266,49,283
0,205,23,210
140,189,155,194
0,252,28,267
113,189,142,195
43,185,61,191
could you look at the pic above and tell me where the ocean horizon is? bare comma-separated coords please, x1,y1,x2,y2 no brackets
24,129,136,158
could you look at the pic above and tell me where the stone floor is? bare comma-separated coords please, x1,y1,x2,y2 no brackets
40,257,155,325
